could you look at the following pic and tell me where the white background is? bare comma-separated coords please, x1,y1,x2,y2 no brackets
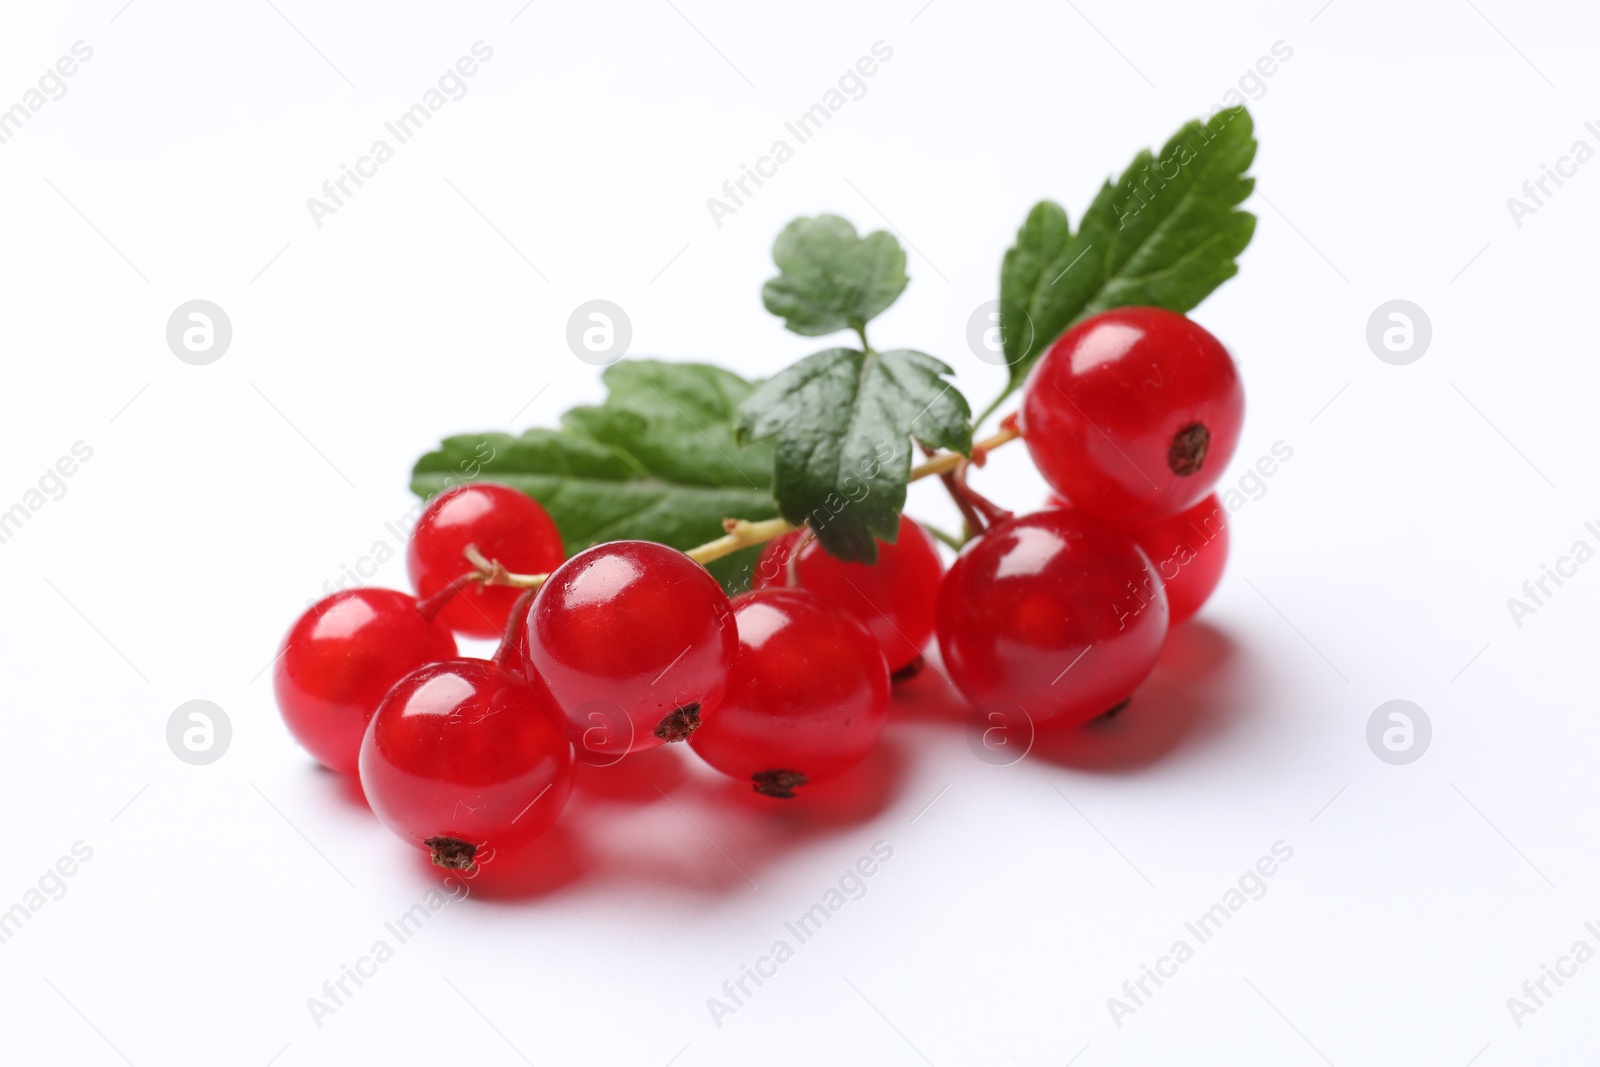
2,0,1597,1063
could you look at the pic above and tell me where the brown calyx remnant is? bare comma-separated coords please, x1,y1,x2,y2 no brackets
1100,698,1133,721
751,769,808,799
424,836,478,871
654,704,702,743
1167,423,1210,476
890,655,926,684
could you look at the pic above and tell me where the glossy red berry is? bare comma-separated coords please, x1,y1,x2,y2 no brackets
359,659,575,870
753,514,943,674
690,588,890,798
273,588,457,776
1047,492,1230,626
407,482,565,638
520,541,737,758
937,509,1168,729
1127,493,1229,625
1021,307,1243,525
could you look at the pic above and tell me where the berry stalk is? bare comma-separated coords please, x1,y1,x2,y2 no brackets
950,459,1014,532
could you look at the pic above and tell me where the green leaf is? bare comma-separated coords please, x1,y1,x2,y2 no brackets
994,107,1257,411
996,201,1071,367
762,215,909,337
735,347,970,563
562,360,775,491
411,361,778,592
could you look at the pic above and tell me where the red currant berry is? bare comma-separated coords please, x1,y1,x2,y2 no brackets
1021,307,1243,525
359,659,575,870
1127,493,1229,626
752,514,943,674
407,482,565,638
937,509,1168,729
520,541,737,757
273,588,457,776
1047,492,1230,626
690,588,891,798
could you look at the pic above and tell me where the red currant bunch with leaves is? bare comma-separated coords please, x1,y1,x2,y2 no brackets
272,108,1259,870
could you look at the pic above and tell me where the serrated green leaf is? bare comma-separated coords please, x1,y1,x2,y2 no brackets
735,347,970,563
997,201,1071,366
411,361,778,593
994,107,1257,411
597,359,763,428
762,215,908,337
562,359,774,490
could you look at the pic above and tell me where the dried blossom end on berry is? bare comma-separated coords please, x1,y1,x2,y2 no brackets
425,836,478,871
1167,423,1211,477
654,704,703,743
751,769,808,799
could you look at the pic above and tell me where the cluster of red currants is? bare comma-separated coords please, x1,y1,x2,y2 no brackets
946,306,1242,730
272,306,1242,872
